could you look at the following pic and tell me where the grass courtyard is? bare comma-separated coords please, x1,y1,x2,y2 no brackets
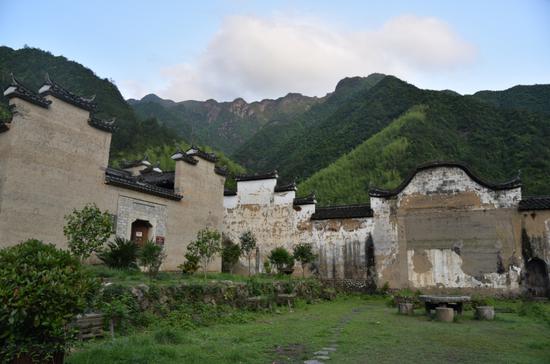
67,296,550,364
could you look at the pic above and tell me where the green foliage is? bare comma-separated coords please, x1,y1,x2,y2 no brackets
153,328,183,345
221,236,241,274
137,240,165,279
63,203,113,261
293,243,316,278
268,247,295,274
239,231,257,276
473,84,550,115
98,237,139,269
0,239,99,362
188,228,222,278
179,251,200,275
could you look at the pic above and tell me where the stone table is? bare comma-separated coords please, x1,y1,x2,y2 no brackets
419,295,471,315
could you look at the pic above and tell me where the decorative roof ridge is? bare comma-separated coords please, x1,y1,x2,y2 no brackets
214,165,228,176
293,193,316,205
121,156,151,169
235,170,278,182
88,115,116,133
369,161,522,198
39,73,97,111
171,149,199,165
105,170,182,201
274,181,297,192
3,73,51,108
224,189,237,196
311,203,373,220
186,145,218,162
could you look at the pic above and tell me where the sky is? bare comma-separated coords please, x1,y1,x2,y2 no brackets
1,0,549,102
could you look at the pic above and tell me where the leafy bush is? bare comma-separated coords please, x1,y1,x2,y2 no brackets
293,243,316,278
222,236,241,274
138,240,165,279
0,239,99,362
268,247,295,274
179,251,200,275
154,328,183,345
98,237,139,269
239,231,257,276
63,203,113,261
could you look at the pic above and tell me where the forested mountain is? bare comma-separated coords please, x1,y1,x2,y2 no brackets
299,92,550,205
129,91,322,154
472,84,550,115
0,46,246,184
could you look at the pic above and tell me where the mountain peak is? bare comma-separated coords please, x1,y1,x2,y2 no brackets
334,73,387,93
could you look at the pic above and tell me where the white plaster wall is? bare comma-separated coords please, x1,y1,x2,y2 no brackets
223,195,238,209
399,167,521,208
237,179,277,205
274,191,295,205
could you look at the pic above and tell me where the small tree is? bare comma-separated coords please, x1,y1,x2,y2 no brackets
63,203,112,261
239,230,257,276
293,243,316,278
138,240,165,280
189,228,222,279
179,249,200,275
221,235,241,274
268,247,295,274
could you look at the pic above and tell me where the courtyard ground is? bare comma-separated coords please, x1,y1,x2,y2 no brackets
67,296,550,364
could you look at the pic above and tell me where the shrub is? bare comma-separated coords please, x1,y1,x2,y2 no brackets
188,228,222,279
239,231,257,276
268,247,295,274
222,236,241,274
63,203,113,261
293,243,316,278
179,251,200,275
0,239,99,362
154,328,183,345
138,240,165,279
98,237,139,269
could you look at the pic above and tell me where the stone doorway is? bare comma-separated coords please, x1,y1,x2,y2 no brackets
131,219,152,246
525,258,549,297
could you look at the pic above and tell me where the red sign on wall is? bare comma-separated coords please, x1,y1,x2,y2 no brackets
155,236,165,246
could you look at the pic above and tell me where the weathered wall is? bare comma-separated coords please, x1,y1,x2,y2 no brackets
223,179,374,279
0,95,225,271
372,167,523,292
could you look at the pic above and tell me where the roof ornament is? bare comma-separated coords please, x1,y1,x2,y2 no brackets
9,73,20,86
82,94,96,103
44,72,53,85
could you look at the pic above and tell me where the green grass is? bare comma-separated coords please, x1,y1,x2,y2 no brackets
67,296,550,364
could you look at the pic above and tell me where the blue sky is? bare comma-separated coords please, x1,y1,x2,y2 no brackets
1,0,549,101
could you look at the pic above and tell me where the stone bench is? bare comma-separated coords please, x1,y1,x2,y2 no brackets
276,293,297,308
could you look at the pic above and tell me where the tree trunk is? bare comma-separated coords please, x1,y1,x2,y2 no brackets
248,256,251,276
302,263,305,278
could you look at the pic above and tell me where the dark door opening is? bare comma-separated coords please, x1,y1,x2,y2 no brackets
131,219,152,247
525,258,550,297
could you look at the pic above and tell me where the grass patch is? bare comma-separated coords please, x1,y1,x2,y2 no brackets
67,296,550,364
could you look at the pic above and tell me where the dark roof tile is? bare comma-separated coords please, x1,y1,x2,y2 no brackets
105,167,181,200
88,115,116,133
519,196,550,211
294,193,316,206
39,74,97,111
235,170,278,182
3,74,51,108
275,181,297,192
224,189,237,196
311,204,373,220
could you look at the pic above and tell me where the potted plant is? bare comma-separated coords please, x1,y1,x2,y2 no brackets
0,239,99,363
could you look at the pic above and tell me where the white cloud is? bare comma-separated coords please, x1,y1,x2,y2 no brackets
143,14,476,101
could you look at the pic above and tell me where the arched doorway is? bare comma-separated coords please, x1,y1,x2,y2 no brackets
131,219,152,246
525,258,550,297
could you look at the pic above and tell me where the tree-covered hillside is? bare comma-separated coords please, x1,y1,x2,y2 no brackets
299,92,550,205
472,84,550,115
